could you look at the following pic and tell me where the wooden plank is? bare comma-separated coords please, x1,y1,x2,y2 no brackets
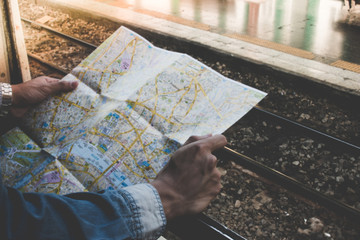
8,0,31,82
0,0,31,84
0,2,11,83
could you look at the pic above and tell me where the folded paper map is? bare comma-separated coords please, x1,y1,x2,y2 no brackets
0,27,266,194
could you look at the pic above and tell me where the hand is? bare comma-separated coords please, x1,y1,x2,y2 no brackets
10,76,78,117
151,134,227,220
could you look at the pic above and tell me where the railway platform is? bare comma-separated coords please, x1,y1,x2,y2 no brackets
37,0,360,96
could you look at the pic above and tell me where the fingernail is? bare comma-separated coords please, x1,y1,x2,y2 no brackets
71,81,79,88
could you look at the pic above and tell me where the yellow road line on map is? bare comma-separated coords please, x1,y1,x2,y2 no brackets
58,97,92,112
49,98,63,127
132,72,192,127
77,66,128,76
181,66,207,118
150,73,160,125
74,70,85,81
48,99,65,143
32,107,59,115
89,30,122,69
194,78,222,119
106,72,113,90
64,144,74,161
64,160,84,167
115,110,152,161
86,125,152,187
168,61,208,118
160,87,190,98
114,128,134,138
127,101,182,126
168,79,194,121
79,31,123,87
136,84,190,106
89,127,132,154
183,83,198,118
126,87,144,119
115,111,159,167
68,169,97,180
63,90,75,101
80,30,122,85
51,168,63,194
98,38,137,91
123,162,144,179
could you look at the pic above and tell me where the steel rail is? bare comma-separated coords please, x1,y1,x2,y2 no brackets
25,20,360,234
21,17,98,50
254,106,360,151
27,52,68,75
168,213,247,240
215,147,360,222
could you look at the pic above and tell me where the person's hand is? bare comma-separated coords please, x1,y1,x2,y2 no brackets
151,134,227,220
10,76,78,118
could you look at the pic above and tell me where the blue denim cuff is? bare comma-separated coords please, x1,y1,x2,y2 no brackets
123,183,167,239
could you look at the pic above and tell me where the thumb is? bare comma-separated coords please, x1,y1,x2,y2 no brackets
49,80,79,94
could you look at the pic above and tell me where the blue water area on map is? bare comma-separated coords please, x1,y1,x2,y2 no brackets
26,144,34,149
108,112,120,119
59,136,66,142
121,181,130,187
127,103,134,110
14,174,32,189
16,154,34,163
163,148,171,154
99,144,108,152
139,161,150,167
32,155,54,176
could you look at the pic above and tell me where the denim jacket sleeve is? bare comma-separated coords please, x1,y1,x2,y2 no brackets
0,171,166,240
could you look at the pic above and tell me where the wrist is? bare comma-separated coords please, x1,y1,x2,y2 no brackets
151,179,184,221
9,84,23,107
7,84,30,118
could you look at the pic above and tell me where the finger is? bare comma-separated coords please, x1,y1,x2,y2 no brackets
200,134,227,152
206,154,218,172
209,168,222,195
184,134,212,145
50,80,79,94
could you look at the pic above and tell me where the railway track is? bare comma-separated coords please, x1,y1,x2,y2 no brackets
21,15,360,239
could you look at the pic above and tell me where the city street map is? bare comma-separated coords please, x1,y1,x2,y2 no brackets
0,26,266,194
